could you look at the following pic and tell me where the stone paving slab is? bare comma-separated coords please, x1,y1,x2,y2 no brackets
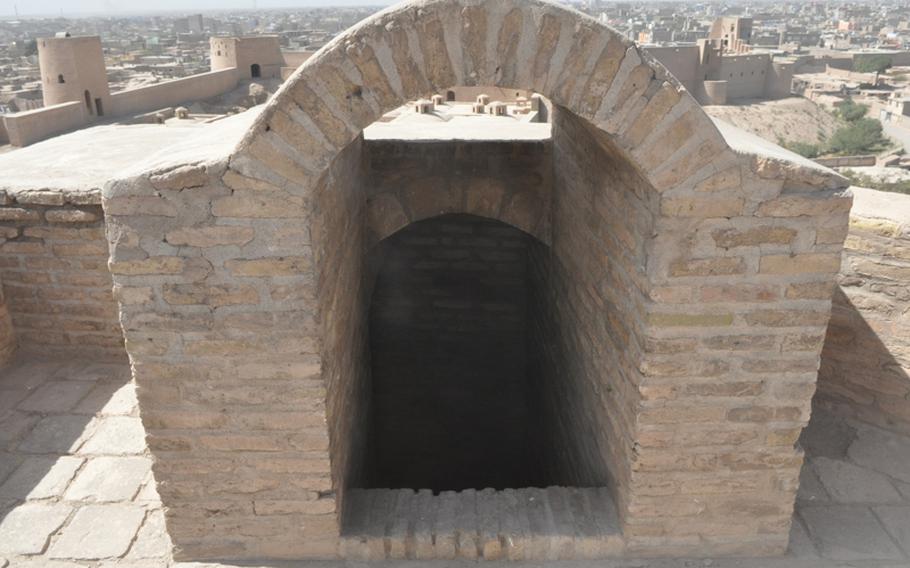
17,415,96,454
848,425,910,484
65,456,151,502
0,502,72,555
1,356,910,568
811,456,902,503
0,455,83,500
77,416,147,455
17,380,95,413
800,505,904,561
873,505,910,557
48,503,146,559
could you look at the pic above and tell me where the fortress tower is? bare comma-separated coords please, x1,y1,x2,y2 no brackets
210,36,284,80
37,33,111,117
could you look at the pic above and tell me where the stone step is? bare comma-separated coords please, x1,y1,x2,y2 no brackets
340,486,624,561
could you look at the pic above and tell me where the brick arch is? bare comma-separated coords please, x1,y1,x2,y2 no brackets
234,0,732,197
100,0,854,560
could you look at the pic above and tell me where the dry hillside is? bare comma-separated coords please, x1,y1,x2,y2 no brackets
704,97,845,147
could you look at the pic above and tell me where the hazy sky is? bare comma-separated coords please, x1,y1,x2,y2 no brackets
5,0,396,17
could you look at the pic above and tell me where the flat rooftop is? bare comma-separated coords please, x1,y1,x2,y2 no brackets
0,111,260,199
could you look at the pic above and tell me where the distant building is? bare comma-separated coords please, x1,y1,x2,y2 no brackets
645,17,793,105
1,33,314,147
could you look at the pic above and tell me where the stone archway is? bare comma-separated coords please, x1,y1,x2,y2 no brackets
102,0,853,561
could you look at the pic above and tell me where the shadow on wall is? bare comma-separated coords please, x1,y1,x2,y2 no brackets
815,287,910,433
0,358,133,526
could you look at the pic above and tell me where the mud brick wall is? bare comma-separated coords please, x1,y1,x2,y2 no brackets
529,109,655,503
816,188,910,434
0,190,124,360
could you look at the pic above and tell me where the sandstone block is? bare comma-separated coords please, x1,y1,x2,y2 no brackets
757,193,852,218
712,226,797,248
149,164,207,191
669,257,745,277
661,196,743,218
166,226,255,247
45,209,99,223
104,196,178,217
760,253,841,275
109,256,185,275
226,256,311,276
0,207,40,221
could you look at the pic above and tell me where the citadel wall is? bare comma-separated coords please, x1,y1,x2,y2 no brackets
817,187,910,434
3,101,87,147
107,68,240,117
0,190,123,360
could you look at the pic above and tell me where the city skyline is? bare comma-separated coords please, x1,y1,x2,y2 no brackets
4,0,396,18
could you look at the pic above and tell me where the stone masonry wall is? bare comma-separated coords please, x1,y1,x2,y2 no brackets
528,108,655,506
0,191,123,360
312,137,371,527
816,188,910,434
104,160,339,560
363,140,552,245
102,0,854,560
0,277,14,364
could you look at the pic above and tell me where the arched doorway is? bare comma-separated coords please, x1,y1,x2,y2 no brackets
250,63,261,78
103,0,851,560
366,214,543,492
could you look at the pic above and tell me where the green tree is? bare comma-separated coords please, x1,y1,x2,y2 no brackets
836,99,868,122
827,118,886,154
854,55,893,73
786,142,821,158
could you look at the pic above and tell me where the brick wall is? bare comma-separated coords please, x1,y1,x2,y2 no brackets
528,109,655,506
0,190,123,360
101,0,853,560
816,188,910,433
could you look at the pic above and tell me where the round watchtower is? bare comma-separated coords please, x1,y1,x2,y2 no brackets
37,33,111,117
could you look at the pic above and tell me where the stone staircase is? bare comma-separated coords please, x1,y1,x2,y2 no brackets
340,486,623,561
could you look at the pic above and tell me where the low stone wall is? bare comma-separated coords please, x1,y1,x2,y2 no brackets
0,280,14,364
2,101,88,147
814,155,877,168
108,68,240,118
816,187,910,433
0,190,124,360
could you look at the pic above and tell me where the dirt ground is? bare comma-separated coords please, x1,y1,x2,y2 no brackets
705,97,845,148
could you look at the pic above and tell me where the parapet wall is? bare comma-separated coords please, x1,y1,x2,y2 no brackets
108,68,240,118
3,101,88,147
0,190,124,360
816,187,910,433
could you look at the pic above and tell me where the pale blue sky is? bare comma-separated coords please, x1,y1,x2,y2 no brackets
6,0,396,17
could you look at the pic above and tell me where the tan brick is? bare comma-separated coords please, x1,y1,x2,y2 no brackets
757,193,852,217
166,226,256,247
712,226,797,248
45,209,99,223
104,196,177,217
745,309,830,328
649,312,735,327
109,256,185,275
225,256,311,276
785,281,834,300
661,196,743,218
670,257,745,277
0,207,40,221
163,284,259,307
759,253,841,275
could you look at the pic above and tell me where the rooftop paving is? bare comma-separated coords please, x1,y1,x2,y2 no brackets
1,356,909,567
